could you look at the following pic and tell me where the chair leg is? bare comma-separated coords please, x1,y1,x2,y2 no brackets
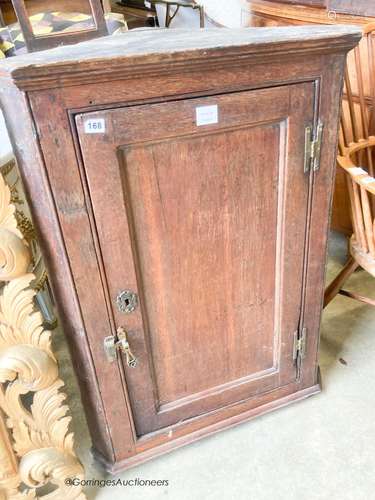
338,289,375,307
323,257,359,308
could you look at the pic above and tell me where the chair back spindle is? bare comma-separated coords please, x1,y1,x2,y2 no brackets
338,24,375,252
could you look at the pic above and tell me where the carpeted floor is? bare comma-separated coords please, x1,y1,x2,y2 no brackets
55,231,375,499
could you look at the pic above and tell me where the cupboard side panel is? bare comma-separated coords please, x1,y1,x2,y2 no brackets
27,89,136,462
301,54,347,386
0,86,118,461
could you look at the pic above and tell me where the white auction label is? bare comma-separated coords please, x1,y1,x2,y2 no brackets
196,105,218,126
84,118,105,134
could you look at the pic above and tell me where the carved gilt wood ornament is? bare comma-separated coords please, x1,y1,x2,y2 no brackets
0,172,85,499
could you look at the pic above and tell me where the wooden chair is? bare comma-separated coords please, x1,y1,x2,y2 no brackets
324,23,375,308
0,0,126,54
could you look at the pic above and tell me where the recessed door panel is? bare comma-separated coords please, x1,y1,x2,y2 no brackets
76,83,315,436
121,124,280,405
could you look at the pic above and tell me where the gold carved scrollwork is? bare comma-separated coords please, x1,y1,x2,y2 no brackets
0,172,85,499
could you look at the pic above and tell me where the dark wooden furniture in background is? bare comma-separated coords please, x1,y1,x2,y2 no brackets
0,0,157,30
329,1,375,18
265,0,375,12
112,0,158,29
9,0,109,51
0,26,361,472
245,0,375,236
0,0,111,24
273,0,326,6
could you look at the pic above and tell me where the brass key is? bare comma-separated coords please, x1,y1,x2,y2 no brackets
103,327,138,367
117,327,138,368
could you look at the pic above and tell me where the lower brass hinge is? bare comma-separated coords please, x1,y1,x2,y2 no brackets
304,122,324,173
293,327,307,362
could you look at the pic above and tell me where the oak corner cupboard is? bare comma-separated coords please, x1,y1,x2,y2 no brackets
0,25,361,472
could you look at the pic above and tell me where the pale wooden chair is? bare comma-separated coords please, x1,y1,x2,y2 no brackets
324,23,375,308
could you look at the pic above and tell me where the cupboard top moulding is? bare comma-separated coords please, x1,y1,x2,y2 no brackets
0,26,361,473
0,25,361,90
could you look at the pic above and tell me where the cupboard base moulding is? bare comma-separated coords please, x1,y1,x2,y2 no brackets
94,376,321,474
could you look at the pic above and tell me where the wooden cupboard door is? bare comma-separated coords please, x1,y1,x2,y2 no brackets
76,83,315,437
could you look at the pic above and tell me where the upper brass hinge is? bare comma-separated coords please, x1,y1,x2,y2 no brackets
304,122,324,174
293,327,307,362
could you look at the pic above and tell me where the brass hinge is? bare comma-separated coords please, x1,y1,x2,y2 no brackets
304,122,324,174
293,327,307,361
